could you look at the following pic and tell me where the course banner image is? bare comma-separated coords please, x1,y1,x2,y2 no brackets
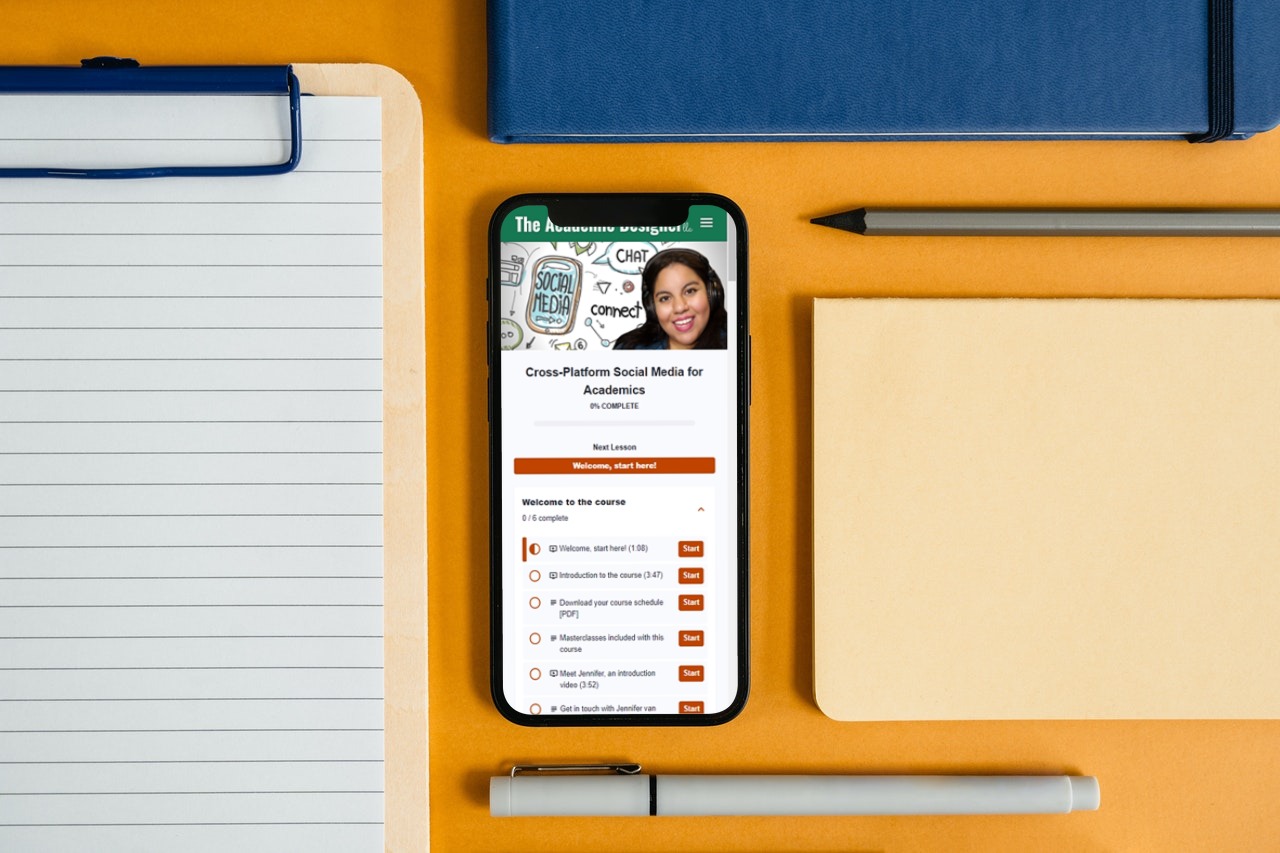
499,243,728,352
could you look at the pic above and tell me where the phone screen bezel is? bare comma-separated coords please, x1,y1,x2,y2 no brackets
486,193,749,727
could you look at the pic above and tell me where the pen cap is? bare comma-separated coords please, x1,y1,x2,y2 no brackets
491,774,651,817
1069,776,1101,811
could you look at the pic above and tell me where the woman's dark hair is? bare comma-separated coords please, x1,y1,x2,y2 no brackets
611,248,727,350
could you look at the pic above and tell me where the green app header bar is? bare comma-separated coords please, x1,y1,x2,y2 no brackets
501,204,727,243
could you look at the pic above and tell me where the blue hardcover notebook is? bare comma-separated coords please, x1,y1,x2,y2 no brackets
488,0,1280,142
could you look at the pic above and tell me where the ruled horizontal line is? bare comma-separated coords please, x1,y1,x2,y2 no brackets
0,697,383,702
0,266,381,270
0,545,381,549
0,666,381,671
0,135,378,140
0,388,382,392
0,576,379,581
0,201,381,206
0,423,380,427
0,729,381,733
0,358,382,362
0,137,379,143
0,233,381,237
2,791,382,796
0,604,380,608
0,514,382,518
0,481,382,485
0,759,381,765
0,325,380,328
0,822,383,827
0,296,380,300
0,636,381,640
1,234,378,236
0,448,378,455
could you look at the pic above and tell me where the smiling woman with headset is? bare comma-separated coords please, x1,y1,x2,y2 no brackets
611,248,728,351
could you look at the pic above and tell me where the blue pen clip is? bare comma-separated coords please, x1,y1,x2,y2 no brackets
0,58,301,179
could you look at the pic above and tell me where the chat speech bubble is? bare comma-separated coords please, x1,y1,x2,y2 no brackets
593,242,657,276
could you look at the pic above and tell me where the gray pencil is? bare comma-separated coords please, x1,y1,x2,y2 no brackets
811,207,1280,236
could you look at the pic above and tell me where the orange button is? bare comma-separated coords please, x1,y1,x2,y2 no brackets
678,540,704,558
514,457,715,475
678,630,705,647
678,665,705,682
678,701,705,714
678,594,704,611
678,567,704,584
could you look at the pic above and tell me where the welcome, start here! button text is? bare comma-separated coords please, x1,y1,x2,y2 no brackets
514,457,716,475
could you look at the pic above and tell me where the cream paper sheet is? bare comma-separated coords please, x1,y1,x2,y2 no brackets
814,298,1280,721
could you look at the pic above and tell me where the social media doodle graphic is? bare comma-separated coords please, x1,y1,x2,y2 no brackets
498,253,527,287
526,256,584,335
584,316,610,347
499,317,524,350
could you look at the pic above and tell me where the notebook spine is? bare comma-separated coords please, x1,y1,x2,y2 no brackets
1188,0,1235,142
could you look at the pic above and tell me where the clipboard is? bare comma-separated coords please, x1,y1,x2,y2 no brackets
298,62,429,853
0,63,426,851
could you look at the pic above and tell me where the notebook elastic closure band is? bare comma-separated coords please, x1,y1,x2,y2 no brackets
0,58,301,178
1188,0,1234,142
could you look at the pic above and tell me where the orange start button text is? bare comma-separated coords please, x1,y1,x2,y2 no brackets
514,457,715,475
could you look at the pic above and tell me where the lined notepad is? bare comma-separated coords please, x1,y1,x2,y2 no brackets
0,94,384,851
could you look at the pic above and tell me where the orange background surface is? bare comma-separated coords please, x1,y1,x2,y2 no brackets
9,2,1280,850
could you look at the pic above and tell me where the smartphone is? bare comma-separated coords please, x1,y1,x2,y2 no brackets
488,193,749,726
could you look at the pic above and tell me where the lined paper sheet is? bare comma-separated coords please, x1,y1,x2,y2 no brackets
0,94,384,851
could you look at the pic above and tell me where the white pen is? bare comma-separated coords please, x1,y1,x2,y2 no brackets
490,764,1101,817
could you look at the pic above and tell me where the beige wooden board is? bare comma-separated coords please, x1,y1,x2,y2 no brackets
296,65,427,849
814,298,1280,721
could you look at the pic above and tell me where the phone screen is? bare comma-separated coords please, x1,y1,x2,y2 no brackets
489,195,748,725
